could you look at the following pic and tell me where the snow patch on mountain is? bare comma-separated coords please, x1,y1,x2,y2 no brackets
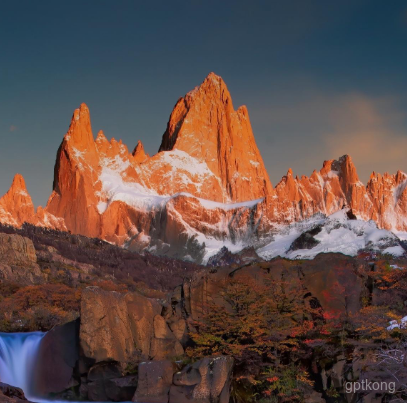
97,167,171,213
197,197,263,211
258,209,406,260
98,163,264,215
163,202,251,263
382,245,405,257
141,149,223,194
160,150,216,178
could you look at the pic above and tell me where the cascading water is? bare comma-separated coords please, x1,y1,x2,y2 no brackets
0,332,126,403
0,332,45,399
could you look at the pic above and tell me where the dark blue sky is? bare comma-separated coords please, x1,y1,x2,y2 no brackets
2,0,407,206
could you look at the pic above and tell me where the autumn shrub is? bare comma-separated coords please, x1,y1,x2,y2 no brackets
258,365,313,403
0,283,80,331
187,265,407,402
0,282,21,298
24,305,78,331
188,274,321,402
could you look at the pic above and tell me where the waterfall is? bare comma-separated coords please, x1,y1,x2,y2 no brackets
0,332,45,399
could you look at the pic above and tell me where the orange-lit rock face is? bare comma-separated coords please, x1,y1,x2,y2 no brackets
159,73,274,202
132,140,149,163
45,103,102,237
270,155,407,232
271,155,373,223
366,170,407,230
0,174,35,226
39,74,273,254
2,73,407,262
20,75,271,261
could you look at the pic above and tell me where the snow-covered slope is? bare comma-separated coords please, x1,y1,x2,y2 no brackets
257,209,406,260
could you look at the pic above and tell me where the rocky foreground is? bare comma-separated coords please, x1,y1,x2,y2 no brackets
0,228,407,402
0,384,28,403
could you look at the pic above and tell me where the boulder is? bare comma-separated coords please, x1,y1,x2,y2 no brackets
168,318,187,344
80,287,162,364
150,338,184,360
87,380,108,402
0,233,37,266
154,315,174,339
105,376,138,402
169,356,234,403
173,366,201,386
33,319,79,396
80,287,133,363
132,360,176,403
0,383,30,403
125,292,162,359
150,315,184,359
86,361,137,402
0,234,42,284
87,361,123,381
80,287,183,366
168,386,194,403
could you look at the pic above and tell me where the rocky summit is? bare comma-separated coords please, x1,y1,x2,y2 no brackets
1,73,407,263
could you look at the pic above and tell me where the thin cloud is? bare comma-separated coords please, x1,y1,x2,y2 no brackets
323,94,407,180
249,90,407,185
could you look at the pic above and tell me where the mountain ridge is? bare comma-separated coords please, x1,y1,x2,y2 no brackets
1,72,407,262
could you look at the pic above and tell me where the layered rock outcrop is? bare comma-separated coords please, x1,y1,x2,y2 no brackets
79,287,183,367
132,361,175,403
132,356,234,403
170,356,234,403
1,73,407,262
36,287,188,401
180,253,367,324
0,234,42,284
86,363,137,402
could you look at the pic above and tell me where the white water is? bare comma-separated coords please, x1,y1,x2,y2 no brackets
0,332,133,403
0,332,45,399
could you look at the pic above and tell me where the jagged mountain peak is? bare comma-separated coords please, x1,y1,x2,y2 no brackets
159,73,273,202
96,130,108,144
10,173,28,193
65,103,93,146
1,76,407,263
132,140,149,163
0,174,35,227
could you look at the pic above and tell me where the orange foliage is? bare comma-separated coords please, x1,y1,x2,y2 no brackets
0,283,81,331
